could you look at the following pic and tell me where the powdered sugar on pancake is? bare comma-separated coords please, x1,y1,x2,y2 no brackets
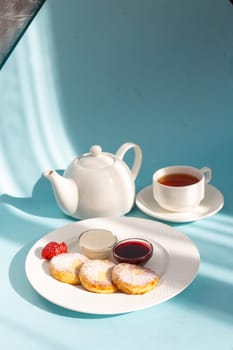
113,263,157,286
80,259,116,286
50,253,88,272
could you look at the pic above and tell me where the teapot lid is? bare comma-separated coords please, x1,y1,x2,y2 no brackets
78,145,114,168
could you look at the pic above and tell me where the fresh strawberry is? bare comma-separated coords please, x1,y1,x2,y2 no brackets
41,241,68,260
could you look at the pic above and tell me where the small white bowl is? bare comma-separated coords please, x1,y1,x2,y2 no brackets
78,229,117,259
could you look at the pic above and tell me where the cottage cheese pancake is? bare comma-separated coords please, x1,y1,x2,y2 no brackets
49,253,88,285
112,263,159,294
79,259,118,293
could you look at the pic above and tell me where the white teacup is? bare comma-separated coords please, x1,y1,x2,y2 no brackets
152,165,212,212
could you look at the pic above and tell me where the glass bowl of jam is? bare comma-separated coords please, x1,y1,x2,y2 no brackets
112,238,153,265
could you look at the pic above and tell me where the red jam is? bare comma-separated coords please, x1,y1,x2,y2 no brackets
113,238,153,265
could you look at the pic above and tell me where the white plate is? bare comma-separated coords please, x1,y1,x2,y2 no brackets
136,184,224,223
25,217,200,315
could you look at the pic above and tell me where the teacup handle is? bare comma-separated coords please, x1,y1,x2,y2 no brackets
200,167,212,184
116,142,142,180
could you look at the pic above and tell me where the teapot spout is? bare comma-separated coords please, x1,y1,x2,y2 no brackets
43,170,78,216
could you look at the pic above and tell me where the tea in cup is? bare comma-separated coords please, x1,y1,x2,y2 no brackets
152,165,212,212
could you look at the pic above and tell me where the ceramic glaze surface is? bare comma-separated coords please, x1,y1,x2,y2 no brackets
43,143,142,219
153,166,212,212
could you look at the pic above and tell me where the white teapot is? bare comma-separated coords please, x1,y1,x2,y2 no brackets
43,142,142,219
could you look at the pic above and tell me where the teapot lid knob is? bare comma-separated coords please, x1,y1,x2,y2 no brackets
90,145,102,156
79,145,114,168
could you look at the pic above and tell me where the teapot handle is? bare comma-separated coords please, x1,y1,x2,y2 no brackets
116,142,142,180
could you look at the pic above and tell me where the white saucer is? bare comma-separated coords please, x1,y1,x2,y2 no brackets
136,184,224,223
